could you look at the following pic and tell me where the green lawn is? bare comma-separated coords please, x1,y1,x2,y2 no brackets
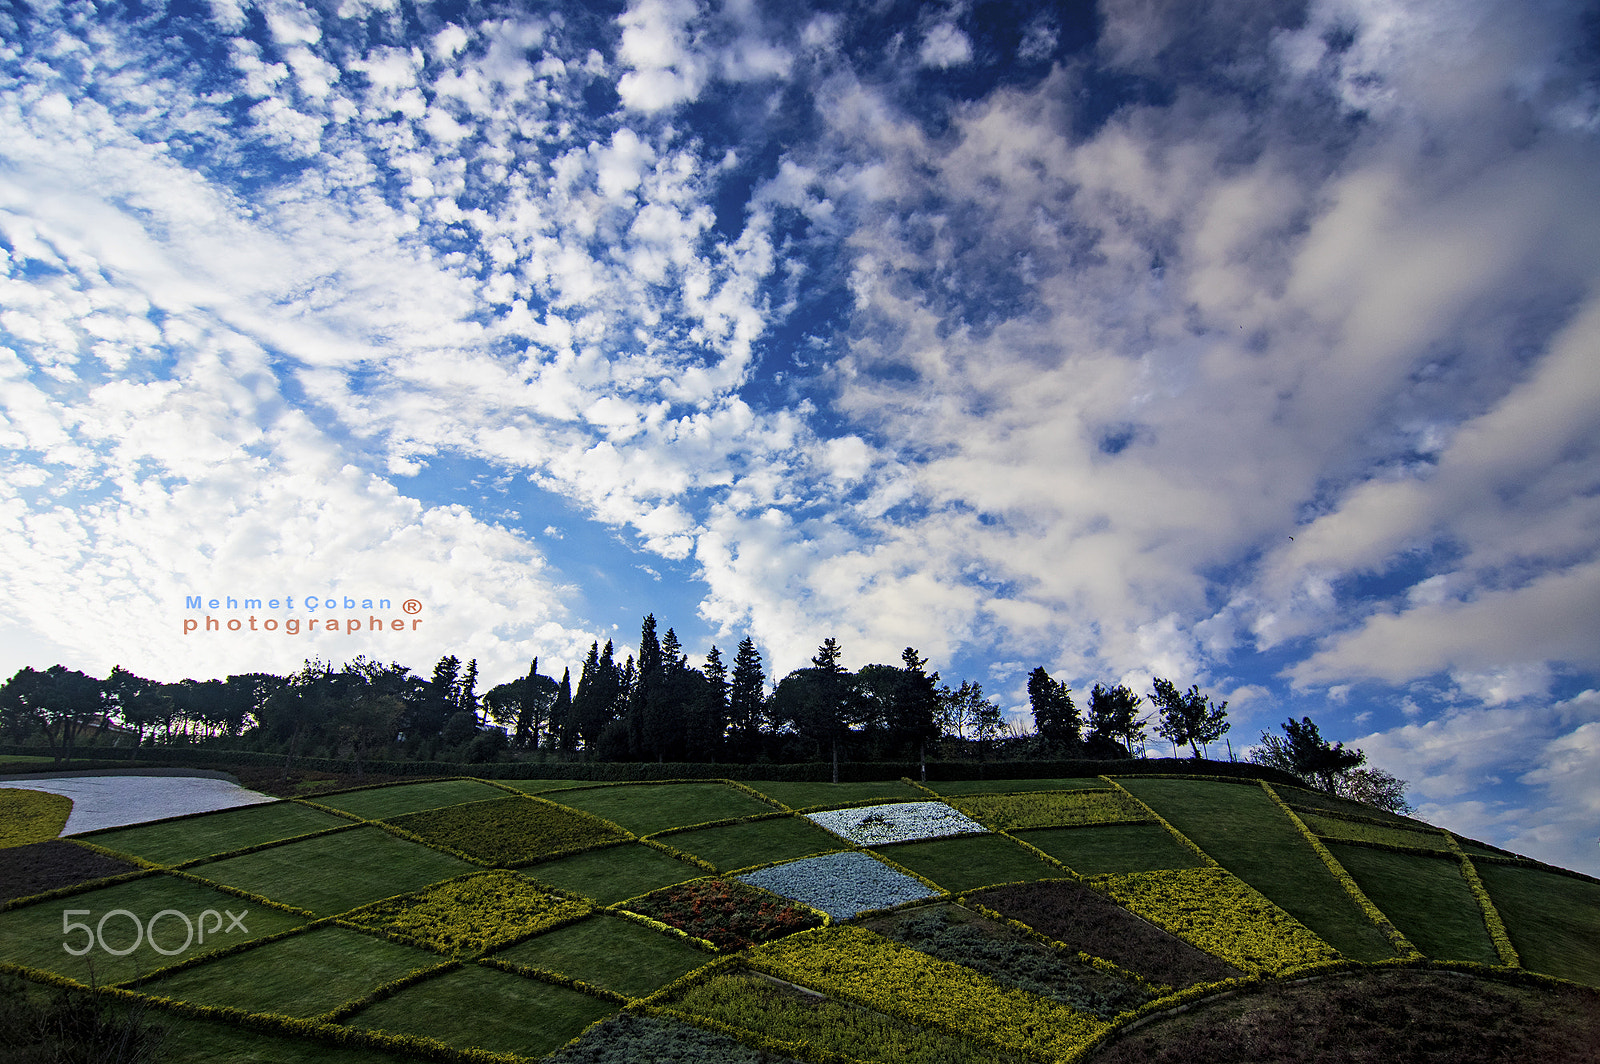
87,802,353,865
1325,843,1498,964
925,778,1109,796
311,780,509,820
493,912,712,996
184,826,475,916
0,873,306,986
1297,811,1451,852
489,779,598,795
149,1010,419,1064
1118,778,1398,962
140,926,435,1017
665,816,841,873
346,963,617,1057
521,843,704,905
1018,823,1208,875
877,833,1063,893
1477,861,1600,987
543,782,779,835
747,780,927,809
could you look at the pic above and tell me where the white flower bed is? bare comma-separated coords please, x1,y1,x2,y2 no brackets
738,851,939,920
805,801,988,847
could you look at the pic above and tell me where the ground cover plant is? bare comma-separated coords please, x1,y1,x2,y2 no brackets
0,787,73,847
0,872,308,985
492,912,711,997
0,838,139,902
339,870,590,955
1324,843,1499,964
343,963,618,1058
1017,823,1209,875
662,815,840,872
873,831,1064,893
1096,867,1340,974
737,849,939,919
520,842,703,904
385,795,629,865
85,801,353,866
952,788,1151,830
865,903,1154,1019
805,800,987,846
1476,860,1600,986
621,877,821,951
1084,967,1600,1064
1297,810,1452,851
180,825,475,916
1118,778,1399,961
972,879,1243,988
747,779,926,808
665,967,1027,1064
543,781,779,834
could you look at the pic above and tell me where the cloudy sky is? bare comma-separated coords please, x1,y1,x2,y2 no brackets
2,0,1597,873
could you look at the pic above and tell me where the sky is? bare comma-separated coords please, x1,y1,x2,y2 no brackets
1,0,1597,875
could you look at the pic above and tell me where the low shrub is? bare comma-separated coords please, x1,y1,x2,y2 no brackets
738,851,939,920
340,871,591,955
622,879,822,952
804,802,986,846
387,797,630,865
0,788,73,848
952,790,1151,831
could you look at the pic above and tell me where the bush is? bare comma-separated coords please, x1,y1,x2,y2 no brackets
622,879,822,952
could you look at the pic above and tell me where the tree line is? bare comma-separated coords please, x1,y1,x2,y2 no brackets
0,613,1404,807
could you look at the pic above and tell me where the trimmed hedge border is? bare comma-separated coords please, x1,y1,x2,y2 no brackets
1445,833,1521,967
1098,777,1219,869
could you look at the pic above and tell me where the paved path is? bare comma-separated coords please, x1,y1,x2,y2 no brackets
0,770,278,835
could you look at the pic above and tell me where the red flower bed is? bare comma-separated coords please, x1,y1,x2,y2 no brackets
625,878,823,951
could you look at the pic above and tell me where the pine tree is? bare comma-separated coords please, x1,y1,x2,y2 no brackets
729,637,765,756
1027,667,1080,751
553,667,574,752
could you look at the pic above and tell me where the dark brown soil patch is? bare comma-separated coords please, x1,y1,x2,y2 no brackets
972,880,1240,988
0,840,140,903
1085,968,1600,1064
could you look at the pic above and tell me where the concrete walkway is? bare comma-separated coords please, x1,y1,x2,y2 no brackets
0,770,278,835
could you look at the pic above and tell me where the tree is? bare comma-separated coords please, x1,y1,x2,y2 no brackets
935,680,1001,741
728,637,765,756
337,657,408,776
551,668,574,752
1087,683,1147,757
260,659,339,779
104,665,173,760
0,666,109,762
1250,716,1373,794
1150,678,1229,759
772,638,856,782
1027,667,1080,751
1332,767,1414,816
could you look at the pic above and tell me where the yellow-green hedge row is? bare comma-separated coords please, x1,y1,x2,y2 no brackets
475,955,632,1007
747,924,1108,1061
338,870,592,956
951,790,1150,831
647,810,795,838
1259,783,1420,960
1092,868,1339,975
1444,834,1520,967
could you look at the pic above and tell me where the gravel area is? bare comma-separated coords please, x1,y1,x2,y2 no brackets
0,773,277,835
738,851,940,920
805,801,988,846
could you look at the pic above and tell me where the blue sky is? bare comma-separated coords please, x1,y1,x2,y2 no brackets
1,0,1597,875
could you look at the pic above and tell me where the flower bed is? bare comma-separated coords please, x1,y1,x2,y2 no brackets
340,870,590,955
621,878,822,951
951,789,1152,831
804,801,986,846
386,796,629,865
737,851,939,920
1095,867,1340,974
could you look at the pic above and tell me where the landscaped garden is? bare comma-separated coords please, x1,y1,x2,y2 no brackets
1,770,1597,1063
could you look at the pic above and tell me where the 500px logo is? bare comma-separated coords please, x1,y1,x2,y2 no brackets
62,908,248,956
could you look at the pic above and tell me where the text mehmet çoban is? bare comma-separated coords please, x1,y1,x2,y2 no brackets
182,595,423,635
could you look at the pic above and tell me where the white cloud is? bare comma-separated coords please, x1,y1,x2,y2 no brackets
918,23,972,69
615,0,709,113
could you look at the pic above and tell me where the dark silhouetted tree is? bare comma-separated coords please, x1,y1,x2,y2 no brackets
1087,683,1147,757
1027,667,1080,751
1150,678,1229,759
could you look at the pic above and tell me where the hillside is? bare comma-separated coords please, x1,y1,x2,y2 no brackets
1,770,1597,1063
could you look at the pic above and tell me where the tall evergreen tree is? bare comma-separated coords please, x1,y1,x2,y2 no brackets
553,667,574,752
629,615,662,756
729,637,765,756
1027,667,1080,751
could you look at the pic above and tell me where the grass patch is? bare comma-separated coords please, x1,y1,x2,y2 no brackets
926,777,1109,795
1298,811,1451,852
0,788,72,847
973,879,1240,988
312,780,507,820
1323,843,1497,964
187,825,475,917
159,1010,414,1064
746,780,926,809
141,925,433,1017
876,833,1061,893
493,912,711,996
387,795,629,865
953,790,1149,830
0,872,305,986
544,782,778,835
521,843,703,904
1119,778,1398,962
88,801,351,865
1017,823,1209,875
347,963,617,1058
489,778,596,795
666,816,840,873
1477,861,1600,987
341,871,590,955
669,969,1020,1064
